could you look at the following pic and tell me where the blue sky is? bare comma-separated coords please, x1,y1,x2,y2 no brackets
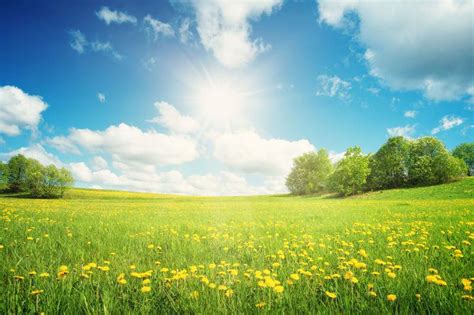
0,0,472,195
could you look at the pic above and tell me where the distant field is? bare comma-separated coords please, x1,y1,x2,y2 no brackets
1,178,473,313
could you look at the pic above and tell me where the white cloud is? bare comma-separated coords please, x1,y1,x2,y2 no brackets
69,30,123,60
211,129,314,176
45,135,80,154
328,151,345,164
142,57,157,71
91,156,108,171
404,110,417,118
63,123,199,167
0,85,48,136
318,0,474,101
1,144,63,167
148,101,199,134
97,92,106,103
190,0,282,68
143,15,174,40
431,115,464,134
387,125,416,138
179,18,194,44
69,30,87,54
316,75,351,101
96,6,137,25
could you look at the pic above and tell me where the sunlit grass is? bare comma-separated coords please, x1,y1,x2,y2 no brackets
0,178,473,313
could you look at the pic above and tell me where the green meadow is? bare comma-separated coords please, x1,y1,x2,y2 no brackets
1,178,473,314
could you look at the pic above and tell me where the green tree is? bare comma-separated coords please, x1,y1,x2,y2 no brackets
367,136,410,190
7,154,30,192
408,137,464,186
452,142,474,175
328,146,371,196
286,149,333,195
26,162,75,198
0,161,9,188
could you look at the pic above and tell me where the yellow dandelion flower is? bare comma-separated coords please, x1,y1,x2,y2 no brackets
369,291,377,298
143,279,151,285
141,286,151,293
29,271,37,276
387,294,397,302
39,272,50,278
273,285,284,293
190,291,199,299
31,290,44,296
325,291,336,299
387,272,396,279
256,302,266,308
225,289,234,298
290,274,300,281
415,293,421,301
118,278,127,285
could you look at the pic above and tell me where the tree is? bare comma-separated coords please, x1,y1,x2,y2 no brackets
26,162,74,198
452,143,474,175
7,154,30,192
328,146,371,196
407,137,464,186
286,149,333,195
367,136,410,190
0,161,9,188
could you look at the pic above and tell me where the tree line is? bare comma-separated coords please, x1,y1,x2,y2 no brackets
0,154,74,198
286,137,473,196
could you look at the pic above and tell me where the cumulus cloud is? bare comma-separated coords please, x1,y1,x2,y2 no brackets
1,144,63,167
143,15,174,40
0,85,48,136
404,110,417,118
45,135,80,154
316,75,351,101
387,125,416,138
51,123,198,169
431,115,464,134
91,156,108,171
211,130,315,176
190,0,282,68
318,0,474,101
96,6,137,25
148,101,199,134
69,30,123,60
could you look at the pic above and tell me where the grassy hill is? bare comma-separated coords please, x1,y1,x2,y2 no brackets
0,178,472,313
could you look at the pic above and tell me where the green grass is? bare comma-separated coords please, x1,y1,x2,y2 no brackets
0,178,473,314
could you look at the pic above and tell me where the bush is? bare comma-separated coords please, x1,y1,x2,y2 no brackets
7,154,30,192
367,136,410,190
328,146,370,196
452,142,474,175
286,149,333,195
0,161,8,189
408,137,464,186
4,154,74,198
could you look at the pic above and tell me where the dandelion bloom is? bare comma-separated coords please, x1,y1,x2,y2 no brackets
190,291,199,299
325,291,336,299
31,290,44,296
141,286,151,293
273,285,284,293
387,294,397,302
256,302,266,308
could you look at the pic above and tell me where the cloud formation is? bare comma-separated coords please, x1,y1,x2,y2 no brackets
387,125,416,138
211,129,314,176
431,115,464,134
190,0,282,68
69,30,123,60
148,102,199,134
96,6,137,25
143,15,174,40
0,86,48,136
318,0,474,101
316,75,351,101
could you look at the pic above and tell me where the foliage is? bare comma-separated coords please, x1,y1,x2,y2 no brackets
328,146,371,196
7,154,30,192
452,142,474,175
367,136,410,190
0,161,8,188
4,154,74,198
286,149,333,195
407,137,465,186
0,178,472,313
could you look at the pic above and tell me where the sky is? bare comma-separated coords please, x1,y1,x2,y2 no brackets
0,0,473,195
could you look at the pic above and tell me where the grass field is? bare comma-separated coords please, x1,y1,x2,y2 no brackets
1,178,473,314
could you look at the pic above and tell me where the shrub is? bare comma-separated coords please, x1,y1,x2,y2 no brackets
286,149,333,195
328,146,370,196
452,142,474,175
